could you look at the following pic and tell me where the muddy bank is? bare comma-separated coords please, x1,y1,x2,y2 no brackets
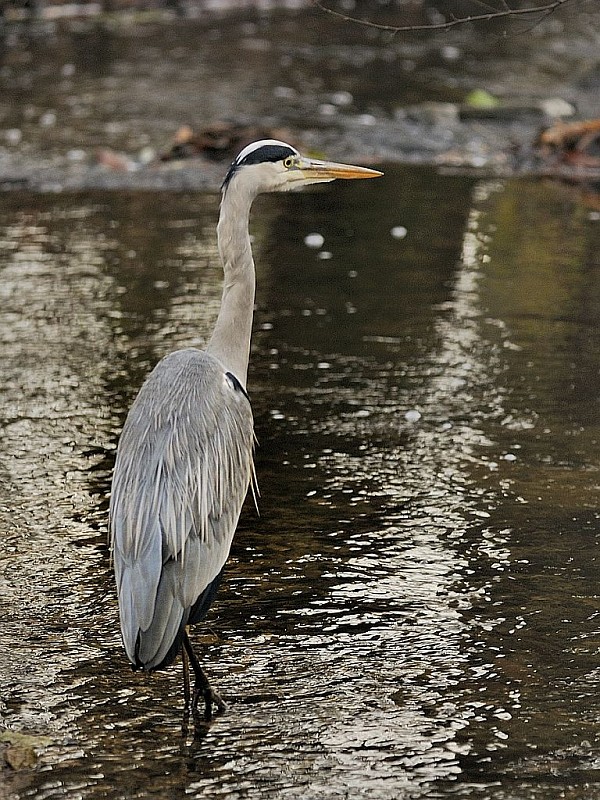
1,6,600,190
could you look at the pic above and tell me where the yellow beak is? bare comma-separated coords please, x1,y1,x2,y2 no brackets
298,157,383,182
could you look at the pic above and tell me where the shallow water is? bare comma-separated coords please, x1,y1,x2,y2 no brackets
2,8,600,187
2,168,600,798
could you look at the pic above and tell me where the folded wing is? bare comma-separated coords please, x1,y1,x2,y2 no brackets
109,348,254,670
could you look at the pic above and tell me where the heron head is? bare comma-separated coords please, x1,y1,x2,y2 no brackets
222,139,382,198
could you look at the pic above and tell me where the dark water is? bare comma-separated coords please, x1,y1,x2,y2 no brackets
2,168,600,798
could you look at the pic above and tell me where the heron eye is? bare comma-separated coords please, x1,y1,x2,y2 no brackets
283,156,295,169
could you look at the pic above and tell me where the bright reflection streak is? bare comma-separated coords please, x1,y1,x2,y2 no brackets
280,182,515,783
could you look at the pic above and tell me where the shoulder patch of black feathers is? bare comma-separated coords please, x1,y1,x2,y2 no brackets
225,371,250,403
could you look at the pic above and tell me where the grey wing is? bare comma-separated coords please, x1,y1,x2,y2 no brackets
109,349,254,670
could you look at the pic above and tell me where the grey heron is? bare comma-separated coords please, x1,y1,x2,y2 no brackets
109,139,382,720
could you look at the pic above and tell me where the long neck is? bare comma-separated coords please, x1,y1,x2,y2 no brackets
206,186,256,388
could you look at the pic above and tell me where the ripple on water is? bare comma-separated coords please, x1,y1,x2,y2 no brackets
4,176,600,799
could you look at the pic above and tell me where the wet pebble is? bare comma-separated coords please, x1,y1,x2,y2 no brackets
40,111,57,127
358,114,377,126
330,90,353,107
67,149,87,162
138,146,156,165
5,128,22,145
318,103,337,117
304,233,325,248
441,45,461,61
273,86,296,100
404,409,421,422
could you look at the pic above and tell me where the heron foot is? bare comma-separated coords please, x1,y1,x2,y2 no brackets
193,683,227,722
182,630,226,722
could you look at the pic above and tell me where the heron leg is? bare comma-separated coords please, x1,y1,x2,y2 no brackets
182,644,191,713
182,631,226,721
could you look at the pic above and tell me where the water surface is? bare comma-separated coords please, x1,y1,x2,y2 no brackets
2,168,600,798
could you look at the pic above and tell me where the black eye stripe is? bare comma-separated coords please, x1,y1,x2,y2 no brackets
221,141,300,192
236,144,297,167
